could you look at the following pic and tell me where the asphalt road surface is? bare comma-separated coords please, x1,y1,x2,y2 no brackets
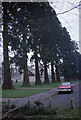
41,82,81,108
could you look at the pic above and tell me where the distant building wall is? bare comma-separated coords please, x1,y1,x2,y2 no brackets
11,72,45,83
11,73,44,83
10,66,51,83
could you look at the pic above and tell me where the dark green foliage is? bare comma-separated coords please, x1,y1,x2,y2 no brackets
57,27,79,80
34,100,43,107
10,104,17,109
13,100,56,118
3,2,79,89
43,107,56,115
2,103,16,116
3,101,81,119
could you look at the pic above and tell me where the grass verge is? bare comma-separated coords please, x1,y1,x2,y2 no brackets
1,80,80,98
13,80,80,89
2,89,50,98
32,107,81,119
13,82,60,89
54,107,81,118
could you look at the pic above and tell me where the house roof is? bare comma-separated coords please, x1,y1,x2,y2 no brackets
28,66,35,76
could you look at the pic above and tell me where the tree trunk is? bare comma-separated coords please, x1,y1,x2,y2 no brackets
44,63,49,84
2,3,14,89
64,76,69,82
51,62,55,83
22,63,30,86
35,57,42,85
55,64,60,82
22,34,30,86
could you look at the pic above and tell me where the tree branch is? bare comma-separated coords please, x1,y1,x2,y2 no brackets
57,3,81,15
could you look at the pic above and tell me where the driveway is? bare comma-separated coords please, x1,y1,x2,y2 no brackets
2,82,80,108
41,82,80,108
10,88,57,107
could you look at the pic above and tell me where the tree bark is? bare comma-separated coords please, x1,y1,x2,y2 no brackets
51,62,55,83
2,3,14,89
22,34,30,86
44,63,49,84
22,62,30,86
55,64,60,82
35,57,42,85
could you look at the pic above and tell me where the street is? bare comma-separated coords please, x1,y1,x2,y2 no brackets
41,82,80,108
6,82,80,109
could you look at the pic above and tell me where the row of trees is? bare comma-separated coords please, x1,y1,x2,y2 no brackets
2,2,81,89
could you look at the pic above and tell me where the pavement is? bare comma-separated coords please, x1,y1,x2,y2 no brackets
1,82,80,108
9,88,57,107
0,88,57,103
1,98,19,103
41,82,80,108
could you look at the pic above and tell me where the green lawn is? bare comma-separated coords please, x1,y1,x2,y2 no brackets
32,107,81,119
13,80,80,89
13,82,22,88
19,82,60,89
2,82,61,98
1,80,80,98
2,89,50,98
54,107,81,118
13,81,61,89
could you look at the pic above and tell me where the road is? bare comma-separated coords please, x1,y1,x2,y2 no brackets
41,82,81,108
5,82,80,108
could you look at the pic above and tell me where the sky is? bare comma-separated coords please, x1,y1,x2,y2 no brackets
0,0,80,66
49,0,79,43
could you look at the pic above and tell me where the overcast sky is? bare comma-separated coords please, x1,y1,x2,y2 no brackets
49,0,79,43
0,1,80,65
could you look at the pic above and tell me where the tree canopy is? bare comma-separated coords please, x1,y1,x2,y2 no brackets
2,2,79,89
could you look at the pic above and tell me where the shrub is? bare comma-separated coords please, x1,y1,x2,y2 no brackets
34,100,43,107
5,100,56,118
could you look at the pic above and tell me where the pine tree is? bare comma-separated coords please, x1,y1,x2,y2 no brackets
2,3,14,89
60,27,78,81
